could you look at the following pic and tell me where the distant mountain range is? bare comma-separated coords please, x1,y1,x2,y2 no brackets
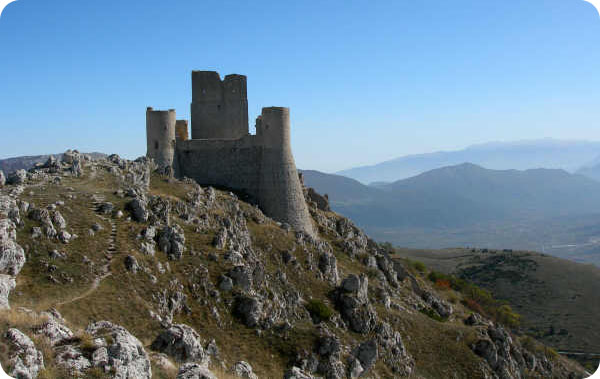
303,164,600,266
337,139,600,184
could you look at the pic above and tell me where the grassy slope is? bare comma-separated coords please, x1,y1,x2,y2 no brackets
0,168,585,378
394,248,600,356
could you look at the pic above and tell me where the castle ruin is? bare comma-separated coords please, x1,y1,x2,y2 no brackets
146,71,315,236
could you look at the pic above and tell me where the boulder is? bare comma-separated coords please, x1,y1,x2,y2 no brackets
55,344,92,373
318,252,339,284
86,320,152,378
157,225,186,260
58,230,72,244
51,211,67,229
4,328,45,379
36,309,74,345
127,198,149,222
234,295,263,328
335,275,377,334
230,361,258,379
151,324,208,364
284,367,315,379
0,274,15,309
7,169,27,185
0,219,26,276
177,363,217,379
0,170,5,186
124,255,139,273
353,339,378,371
227,265,253,291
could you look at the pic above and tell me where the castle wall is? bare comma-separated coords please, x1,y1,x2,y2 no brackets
175,107,315,236
190,71,249,140
146,107,176,168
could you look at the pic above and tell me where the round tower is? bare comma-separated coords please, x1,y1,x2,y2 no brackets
257,107,315,236
146,107,176,168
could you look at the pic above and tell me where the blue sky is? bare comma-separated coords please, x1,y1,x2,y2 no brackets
1,0,599,172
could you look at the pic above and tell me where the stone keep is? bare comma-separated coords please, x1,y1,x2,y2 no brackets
146,71,315,236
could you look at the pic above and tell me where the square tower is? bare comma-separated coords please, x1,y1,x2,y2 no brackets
190,71,249,139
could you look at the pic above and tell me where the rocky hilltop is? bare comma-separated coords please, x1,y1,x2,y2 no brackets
0,153,587,378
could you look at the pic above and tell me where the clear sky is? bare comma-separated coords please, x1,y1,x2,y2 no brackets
1,0,599,172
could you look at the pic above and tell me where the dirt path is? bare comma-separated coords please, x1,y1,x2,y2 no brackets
57,193,117,306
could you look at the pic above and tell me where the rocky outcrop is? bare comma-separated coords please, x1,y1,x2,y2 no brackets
0,219,25,276
86,321,152,378
234,295,263,328
177,363,217,379
4,328,45,379
157,224,186,260
151,324,209,364
35,309,74,345
230,361,258,379
0,274,16,309
0,170,5,187
334,274,377,334
7,169,27,185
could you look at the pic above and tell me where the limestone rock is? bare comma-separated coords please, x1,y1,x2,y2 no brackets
51,211,67,229
335,274,377,334
157,224,186,260
227,265,253,291
318,251,339,284
374,322,414,376
36,309,74,345
127,198,149,222
151,324,208,364
234,295,263,328
86,320,152,379
177,363,217,379
352,339,378,372
284,367,315,379
230,361,258,379
7,169,27,185
4,328,45,379
58,230,72,244
0,170,5,186
0,195,20,225
55,344,92,374
0,219,26,276
0,274,15,309
125,255,139,273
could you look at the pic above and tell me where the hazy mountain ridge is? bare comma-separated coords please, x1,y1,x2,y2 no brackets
337,139,600,184
304,164,600,265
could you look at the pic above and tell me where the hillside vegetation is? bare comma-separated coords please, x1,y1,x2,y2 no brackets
394,247,600,371
0,153,587,378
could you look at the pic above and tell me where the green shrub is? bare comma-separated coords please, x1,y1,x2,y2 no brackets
409,260,427,273
496,305,521,328
419,307,448,322
305,299,333,324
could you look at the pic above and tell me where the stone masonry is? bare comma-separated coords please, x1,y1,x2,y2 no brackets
146,71,315,236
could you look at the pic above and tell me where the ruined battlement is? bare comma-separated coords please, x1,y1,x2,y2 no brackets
190,71,249,140
146,71,314,236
